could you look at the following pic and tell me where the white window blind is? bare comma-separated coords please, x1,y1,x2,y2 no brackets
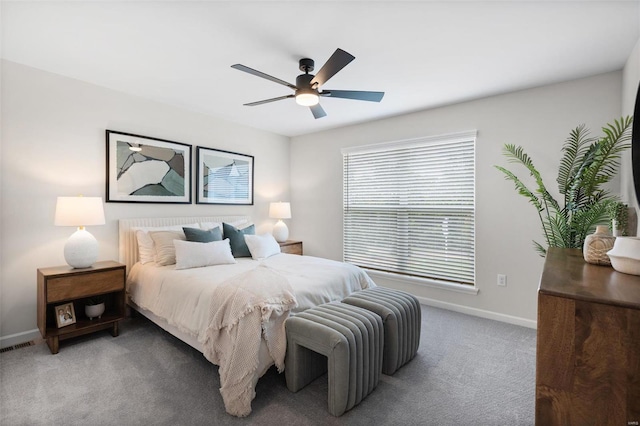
342,132,476,285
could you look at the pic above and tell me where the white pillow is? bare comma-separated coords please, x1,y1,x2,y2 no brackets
133,223,199,264
244,233,281,260
149,230,185,266
199,221,222,231
174,239,237,270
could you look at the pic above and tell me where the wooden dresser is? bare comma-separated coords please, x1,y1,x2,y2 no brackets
536,248,640,425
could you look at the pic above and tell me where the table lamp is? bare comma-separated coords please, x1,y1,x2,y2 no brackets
269,201,291,243
55,196,106,268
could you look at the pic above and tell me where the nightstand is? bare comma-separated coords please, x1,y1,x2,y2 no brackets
37,261,126,354
279,240,303,255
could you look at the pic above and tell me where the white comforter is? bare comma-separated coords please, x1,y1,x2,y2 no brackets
126,254,375,415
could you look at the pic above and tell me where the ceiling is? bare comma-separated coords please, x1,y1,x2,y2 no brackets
2,1,639,137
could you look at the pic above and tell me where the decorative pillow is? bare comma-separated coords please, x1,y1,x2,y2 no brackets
183,226,223,243
228,219,251,228
149,230,185,266
174,239,237,270
222,222,256,258
133,223,199,264
244,233,281,260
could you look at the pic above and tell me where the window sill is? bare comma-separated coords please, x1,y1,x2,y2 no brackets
364,269,479,295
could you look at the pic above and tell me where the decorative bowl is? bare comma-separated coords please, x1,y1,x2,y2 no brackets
85,302,105,320
607,237,640,276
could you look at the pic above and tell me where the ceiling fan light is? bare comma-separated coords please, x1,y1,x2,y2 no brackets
296,93,319,106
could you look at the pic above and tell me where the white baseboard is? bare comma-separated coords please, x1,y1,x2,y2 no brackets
0,329,41,349
414,295,538,329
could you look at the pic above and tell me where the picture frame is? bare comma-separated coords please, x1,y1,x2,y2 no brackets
196,147,254,205
55,302,76,328
106,130,192,203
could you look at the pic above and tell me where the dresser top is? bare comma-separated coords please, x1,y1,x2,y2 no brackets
539,248,640,309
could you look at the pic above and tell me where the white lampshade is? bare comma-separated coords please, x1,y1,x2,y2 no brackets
269,202,291,243
55,197,105,226
269,202,291,219
55,196,105,268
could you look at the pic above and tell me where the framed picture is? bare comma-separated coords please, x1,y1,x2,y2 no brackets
196,147,254,205
106,130,192,203
55,302,76,328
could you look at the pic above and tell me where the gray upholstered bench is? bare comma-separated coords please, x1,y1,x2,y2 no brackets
284,302,383,416
342,287,421,375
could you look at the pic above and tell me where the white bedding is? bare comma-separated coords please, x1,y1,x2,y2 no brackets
127,254,375,343
126,253,375,416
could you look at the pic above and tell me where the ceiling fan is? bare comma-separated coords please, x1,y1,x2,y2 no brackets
231,48,384,119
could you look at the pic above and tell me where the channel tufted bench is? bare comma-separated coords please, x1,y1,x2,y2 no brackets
284,302,383,416
342,287,421,375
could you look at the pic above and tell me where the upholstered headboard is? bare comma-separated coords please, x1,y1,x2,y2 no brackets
118,216,250,272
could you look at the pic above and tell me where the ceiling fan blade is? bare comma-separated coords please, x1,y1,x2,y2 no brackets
321,90,384,102
310,104,327,119
244,94,295,106
310,48,355,88
231,64,297,90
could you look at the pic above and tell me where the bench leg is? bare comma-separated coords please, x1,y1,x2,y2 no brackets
285,337,327,392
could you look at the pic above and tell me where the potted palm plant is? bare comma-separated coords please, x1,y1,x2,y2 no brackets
495,116,633,256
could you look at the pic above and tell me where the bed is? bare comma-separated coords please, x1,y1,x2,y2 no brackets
119,216,375,417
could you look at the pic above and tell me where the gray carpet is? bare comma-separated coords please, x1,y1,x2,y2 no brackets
0,306,536,425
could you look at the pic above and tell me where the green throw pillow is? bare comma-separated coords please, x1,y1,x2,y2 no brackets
222,223,255,257
183,227,222,243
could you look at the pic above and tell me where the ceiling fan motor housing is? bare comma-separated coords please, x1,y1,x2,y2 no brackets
295,73,319,105
299,58,314,73
296,73,315,91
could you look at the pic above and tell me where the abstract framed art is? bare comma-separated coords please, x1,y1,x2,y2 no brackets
196,147,254,205
106,130,191,203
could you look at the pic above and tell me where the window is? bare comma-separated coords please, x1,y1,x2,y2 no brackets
342,131,476,285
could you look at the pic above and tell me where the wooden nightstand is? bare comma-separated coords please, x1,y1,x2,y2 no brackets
279,240,303,255
37,261,126,354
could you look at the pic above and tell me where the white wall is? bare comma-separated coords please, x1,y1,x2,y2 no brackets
0,60,290,345
1,59,632,343
290,71,623,326
621,37,640,233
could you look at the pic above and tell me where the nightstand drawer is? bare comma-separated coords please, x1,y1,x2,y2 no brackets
47,269,123,303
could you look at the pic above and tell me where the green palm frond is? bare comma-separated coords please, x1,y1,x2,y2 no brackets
495,116,633,257
501,144,561,213
580,117,632,197
557,124,594,198
494,166,543,211
533,241,547,257
570,201,610,243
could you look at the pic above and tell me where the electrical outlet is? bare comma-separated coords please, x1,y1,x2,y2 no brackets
497,274,507,287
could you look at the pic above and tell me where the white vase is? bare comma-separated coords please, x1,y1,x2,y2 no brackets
612,219,624,237
85,302,105,320
583,225,616,266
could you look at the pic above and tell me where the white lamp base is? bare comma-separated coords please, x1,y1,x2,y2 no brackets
272,220,289,243
64,228,99,268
